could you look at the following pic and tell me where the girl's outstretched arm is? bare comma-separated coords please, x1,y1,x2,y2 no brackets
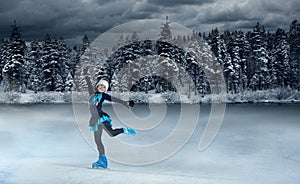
111,96,135,108
111,96,129,107
83,67,94,96
102,93,134,108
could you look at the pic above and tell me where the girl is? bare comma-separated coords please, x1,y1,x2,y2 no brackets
84,68,137,169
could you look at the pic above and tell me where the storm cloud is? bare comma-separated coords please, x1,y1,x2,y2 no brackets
0,0,298,44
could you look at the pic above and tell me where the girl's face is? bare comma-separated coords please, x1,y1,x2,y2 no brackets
97,84,106,93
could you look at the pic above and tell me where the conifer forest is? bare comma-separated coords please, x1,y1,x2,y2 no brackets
0,19,299,97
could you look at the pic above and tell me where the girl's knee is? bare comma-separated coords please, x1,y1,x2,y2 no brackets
108,132,117,137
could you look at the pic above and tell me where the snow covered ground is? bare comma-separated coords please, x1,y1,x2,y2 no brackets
0,87,300,104
0,103,300,184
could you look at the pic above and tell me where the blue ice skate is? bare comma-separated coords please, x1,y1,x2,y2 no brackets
92,154,108,169
123,127,137,136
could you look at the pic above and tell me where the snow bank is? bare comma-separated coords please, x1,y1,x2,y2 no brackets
0,88,299,104
0,91,72,104
226,88,300,103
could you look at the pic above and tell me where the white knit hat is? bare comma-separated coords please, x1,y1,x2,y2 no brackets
96,79,109,92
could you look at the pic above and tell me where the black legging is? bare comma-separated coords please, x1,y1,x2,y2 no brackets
94,121,124,155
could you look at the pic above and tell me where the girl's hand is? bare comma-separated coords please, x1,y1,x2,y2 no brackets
128,100,135,107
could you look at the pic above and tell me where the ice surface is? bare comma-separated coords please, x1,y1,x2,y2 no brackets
0,103,300,184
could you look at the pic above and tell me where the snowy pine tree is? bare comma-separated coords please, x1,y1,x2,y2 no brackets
229,31,248,93
236,31,249,91
249,22,271,90
65,72,75,92
271,28,290,88
288,20,300,89
207,28,221,62
187,34,215,95
159,16,172,42
40,34,65,92
82,34,90,54
131,32,139,42
1,21,26,92
0,39,9,83
26,40,43,92
57,38,69,80
73,35,91,91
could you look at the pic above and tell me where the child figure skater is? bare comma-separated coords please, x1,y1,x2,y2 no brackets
84,68,137,169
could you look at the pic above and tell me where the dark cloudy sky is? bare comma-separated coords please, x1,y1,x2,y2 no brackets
0,0,299,45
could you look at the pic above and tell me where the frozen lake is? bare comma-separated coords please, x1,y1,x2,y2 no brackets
0,103,300,184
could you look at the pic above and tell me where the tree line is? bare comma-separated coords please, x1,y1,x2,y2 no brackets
204,20,300,93
0,19,299,95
